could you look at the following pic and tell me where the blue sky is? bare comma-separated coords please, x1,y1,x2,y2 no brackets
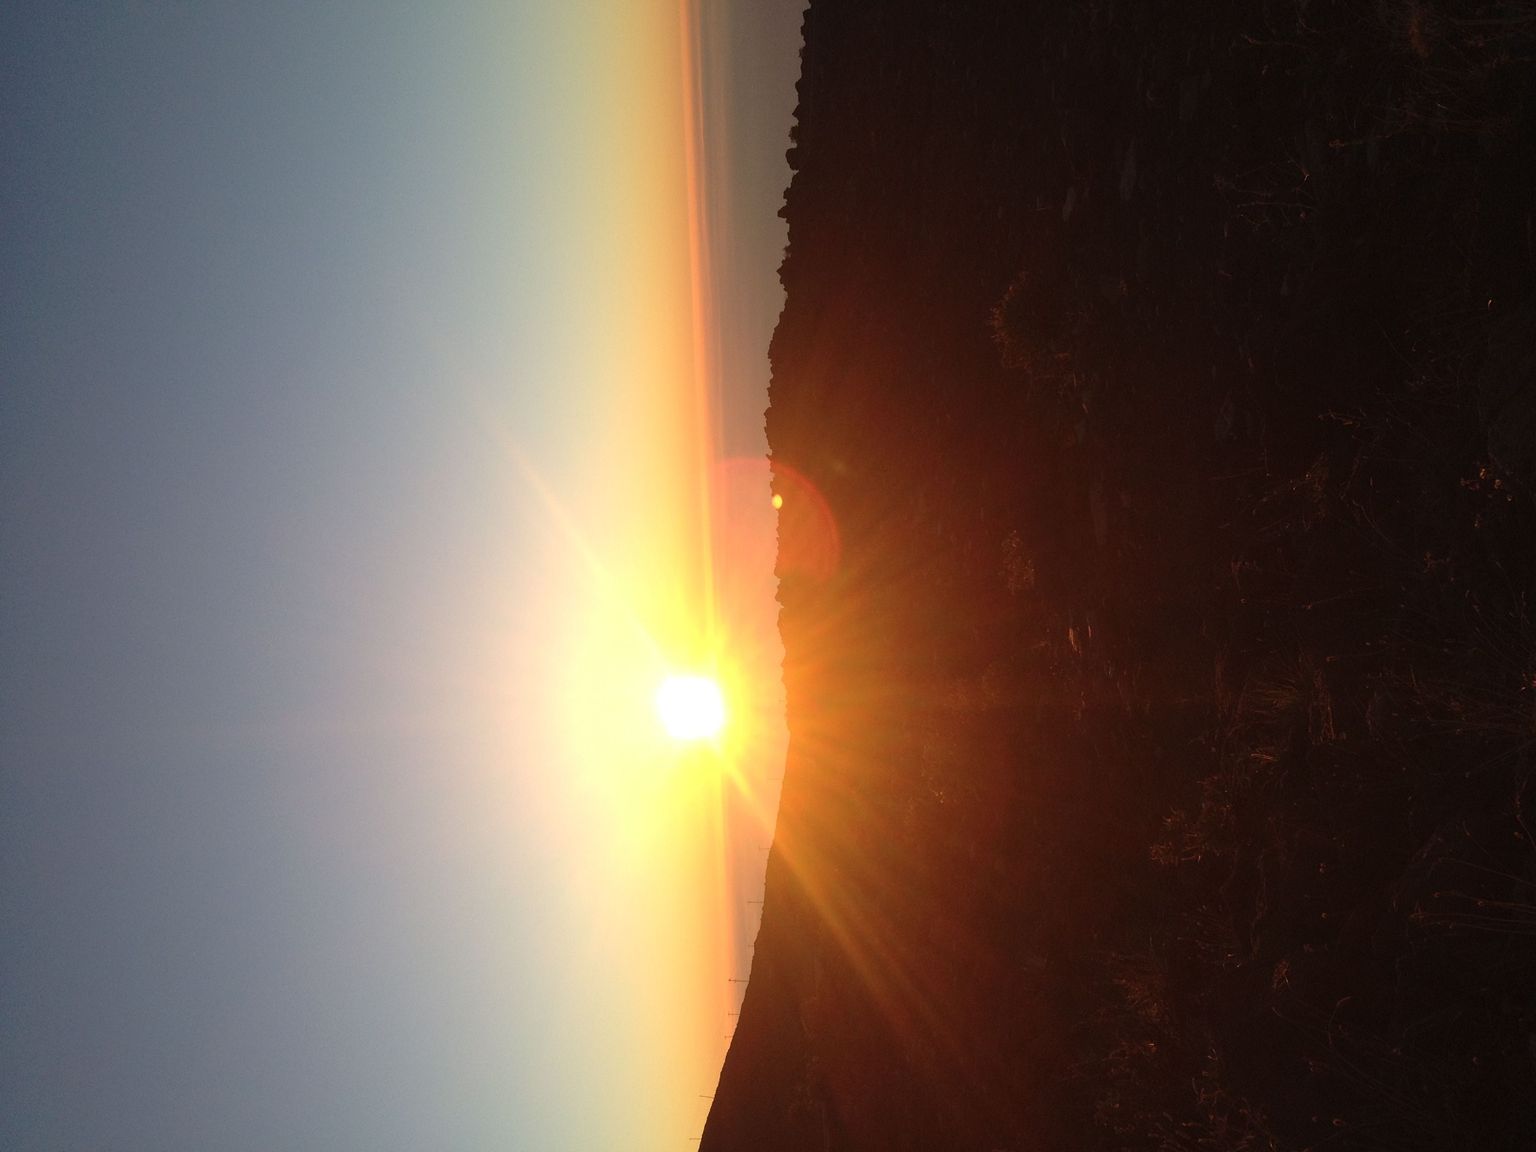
1,3,804,1148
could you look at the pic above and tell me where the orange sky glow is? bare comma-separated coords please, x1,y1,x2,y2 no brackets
522,1,787,1142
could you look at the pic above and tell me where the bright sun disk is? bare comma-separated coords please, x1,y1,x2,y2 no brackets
655,674,726,741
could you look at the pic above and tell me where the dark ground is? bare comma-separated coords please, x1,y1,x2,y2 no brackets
702,3,1536,1149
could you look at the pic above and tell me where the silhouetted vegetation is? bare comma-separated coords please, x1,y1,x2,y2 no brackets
704,2,1536,1150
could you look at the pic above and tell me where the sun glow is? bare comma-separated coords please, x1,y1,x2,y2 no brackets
655,674,727,741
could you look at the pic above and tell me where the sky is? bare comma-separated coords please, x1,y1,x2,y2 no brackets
0,3,804,1149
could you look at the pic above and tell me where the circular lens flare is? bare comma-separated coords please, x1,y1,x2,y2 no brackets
655,675,726,741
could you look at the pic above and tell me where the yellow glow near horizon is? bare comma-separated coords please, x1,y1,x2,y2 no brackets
486,4,786,1145
655,674,727,741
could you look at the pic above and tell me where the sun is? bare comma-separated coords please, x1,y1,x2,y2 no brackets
654,674,727,741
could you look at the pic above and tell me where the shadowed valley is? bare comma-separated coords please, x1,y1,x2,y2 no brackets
706,3,1536,1149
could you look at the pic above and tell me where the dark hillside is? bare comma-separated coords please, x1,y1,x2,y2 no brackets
704,3,1536,1150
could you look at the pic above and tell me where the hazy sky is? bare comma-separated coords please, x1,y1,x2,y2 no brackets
1,3,804,1149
